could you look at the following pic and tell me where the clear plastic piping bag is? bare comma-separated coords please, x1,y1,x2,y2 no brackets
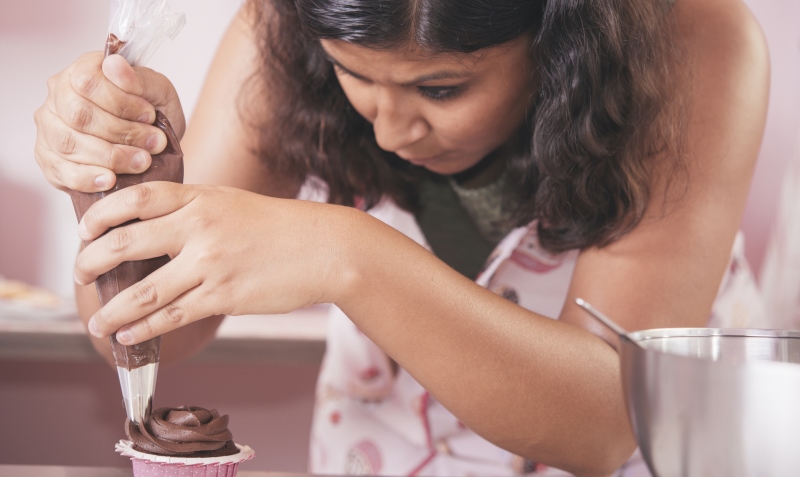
106,0,185,66
67,0,185,425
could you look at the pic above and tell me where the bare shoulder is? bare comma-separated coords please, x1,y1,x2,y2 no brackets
182,0,302,199
669,0,769,175
673,0,769,94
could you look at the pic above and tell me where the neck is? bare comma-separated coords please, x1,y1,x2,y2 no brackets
450,128,526,189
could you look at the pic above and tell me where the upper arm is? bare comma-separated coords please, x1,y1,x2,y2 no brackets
560,0,769,339
181,2,302,199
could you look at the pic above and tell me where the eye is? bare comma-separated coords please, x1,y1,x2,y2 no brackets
418,86,461,101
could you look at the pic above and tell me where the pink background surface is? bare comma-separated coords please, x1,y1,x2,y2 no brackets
0,0,798,473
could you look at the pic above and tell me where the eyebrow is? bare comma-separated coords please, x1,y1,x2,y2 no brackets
325,54,471,86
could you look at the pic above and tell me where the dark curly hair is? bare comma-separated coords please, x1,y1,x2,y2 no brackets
242,0,687,252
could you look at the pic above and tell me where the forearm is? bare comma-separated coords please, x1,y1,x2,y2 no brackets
333,213,636,476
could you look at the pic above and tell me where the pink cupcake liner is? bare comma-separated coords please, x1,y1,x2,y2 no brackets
116,440,255,477
131,459,240,477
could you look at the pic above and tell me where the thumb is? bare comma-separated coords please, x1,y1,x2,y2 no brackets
102,54,177,113
101,54,185,136
102,54,144,96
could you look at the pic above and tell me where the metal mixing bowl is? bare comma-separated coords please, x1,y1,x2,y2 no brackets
621,328,800,477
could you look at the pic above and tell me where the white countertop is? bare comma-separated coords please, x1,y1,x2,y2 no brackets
0,303,328,364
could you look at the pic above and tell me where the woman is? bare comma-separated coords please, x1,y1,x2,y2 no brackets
33,0,768,474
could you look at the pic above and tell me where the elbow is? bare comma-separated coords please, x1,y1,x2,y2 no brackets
546,439,637,477
514,399,639,476
569,443,638,477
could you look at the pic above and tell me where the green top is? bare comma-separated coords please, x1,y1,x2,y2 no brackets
414,172,515,279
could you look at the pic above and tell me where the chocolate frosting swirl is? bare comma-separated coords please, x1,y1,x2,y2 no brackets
125,406,238,457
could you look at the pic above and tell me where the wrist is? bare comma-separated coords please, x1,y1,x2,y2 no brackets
322,205,369,307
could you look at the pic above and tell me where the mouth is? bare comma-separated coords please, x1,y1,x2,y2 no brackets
398,152,446,166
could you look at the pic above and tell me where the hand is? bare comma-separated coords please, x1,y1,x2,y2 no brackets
34,52,185,193
74,182,356,344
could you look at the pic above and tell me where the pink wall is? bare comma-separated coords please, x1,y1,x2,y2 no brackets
0,1,797,291
741,0,800,276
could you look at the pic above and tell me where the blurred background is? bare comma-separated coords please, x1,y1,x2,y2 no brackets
0,0,798,473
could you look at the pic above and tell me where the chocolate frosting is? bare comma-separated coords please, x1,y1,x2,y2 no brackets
105,33,126,56
68,109,183,369
126,406,238,457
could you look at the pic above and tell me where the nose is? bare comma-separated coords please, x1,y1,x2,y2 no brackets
372,91,430,153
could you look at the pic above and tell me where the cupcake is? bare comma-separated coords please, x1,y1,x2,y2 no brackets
116,406,255,477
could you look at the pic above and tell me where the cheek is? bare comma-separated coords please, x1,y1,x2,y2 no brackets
428,92,525,149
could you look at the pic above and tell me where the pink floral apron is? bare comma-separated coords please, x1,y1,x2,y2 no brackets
308,198,766,476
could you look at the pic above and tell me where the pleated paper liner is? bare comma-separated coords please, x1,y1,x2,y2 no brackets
116,440,255,477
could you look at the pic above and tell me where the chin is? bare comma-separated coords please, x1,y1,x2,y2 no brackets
421,158,482,176
421,165,461,176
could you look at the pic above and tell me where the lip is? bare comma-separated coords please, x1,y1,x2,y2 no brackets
398,152,446,165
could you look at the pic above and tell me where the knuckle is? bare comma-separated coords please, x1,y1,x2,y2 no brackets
194,247,220,266
133,280,158,308
49,161,64,185
120,127,143,147
65,169,83,189
74,253,87,274
125,184,154,208
103,144,119,170
73,71,101,97
81,206,98,230
192,214,213,232
33,149,43,169
109,227,131,253
161,304,185,325
46,75,57,92
67,100,93,131
137,318,155,338
117,101,134,121
56,130,77,155
93,307,109,330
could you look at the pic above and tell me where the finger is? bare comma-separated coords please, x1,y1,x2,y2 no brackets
75,214,185,285
114,283,220,345
86,253,203,340
70,52,156,124
41,109,152,175
49,91,166,154
103,55,179,116
35,144,117,192
78,183,201,241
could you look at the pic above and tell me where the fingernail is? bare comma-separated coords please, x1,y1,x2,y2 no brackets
88,318,101,337
94,175,108,189
131,152,147,171
137,112,152,124
117,329,133,344
145,134,161,152
78,220,89,239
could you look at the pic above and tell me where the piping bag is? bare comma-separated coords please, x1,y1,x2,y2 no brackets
68,0,185,425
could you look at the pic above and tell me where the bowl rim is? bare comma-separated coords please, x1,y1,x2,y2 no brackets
628,327,800,342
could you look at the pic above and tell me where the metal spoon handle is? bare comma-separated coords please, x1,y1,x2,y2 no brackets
575,298,632,340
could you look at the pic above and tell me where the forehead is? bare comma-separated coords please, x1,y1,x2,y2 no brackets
319,37,530,83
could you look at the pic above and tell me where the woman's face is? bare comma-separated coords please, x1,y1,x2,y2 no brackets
320,37,535,175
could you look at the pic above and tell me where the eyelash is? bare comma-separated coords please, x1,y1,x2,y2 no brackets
418,86,461,101
333,65,462,102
